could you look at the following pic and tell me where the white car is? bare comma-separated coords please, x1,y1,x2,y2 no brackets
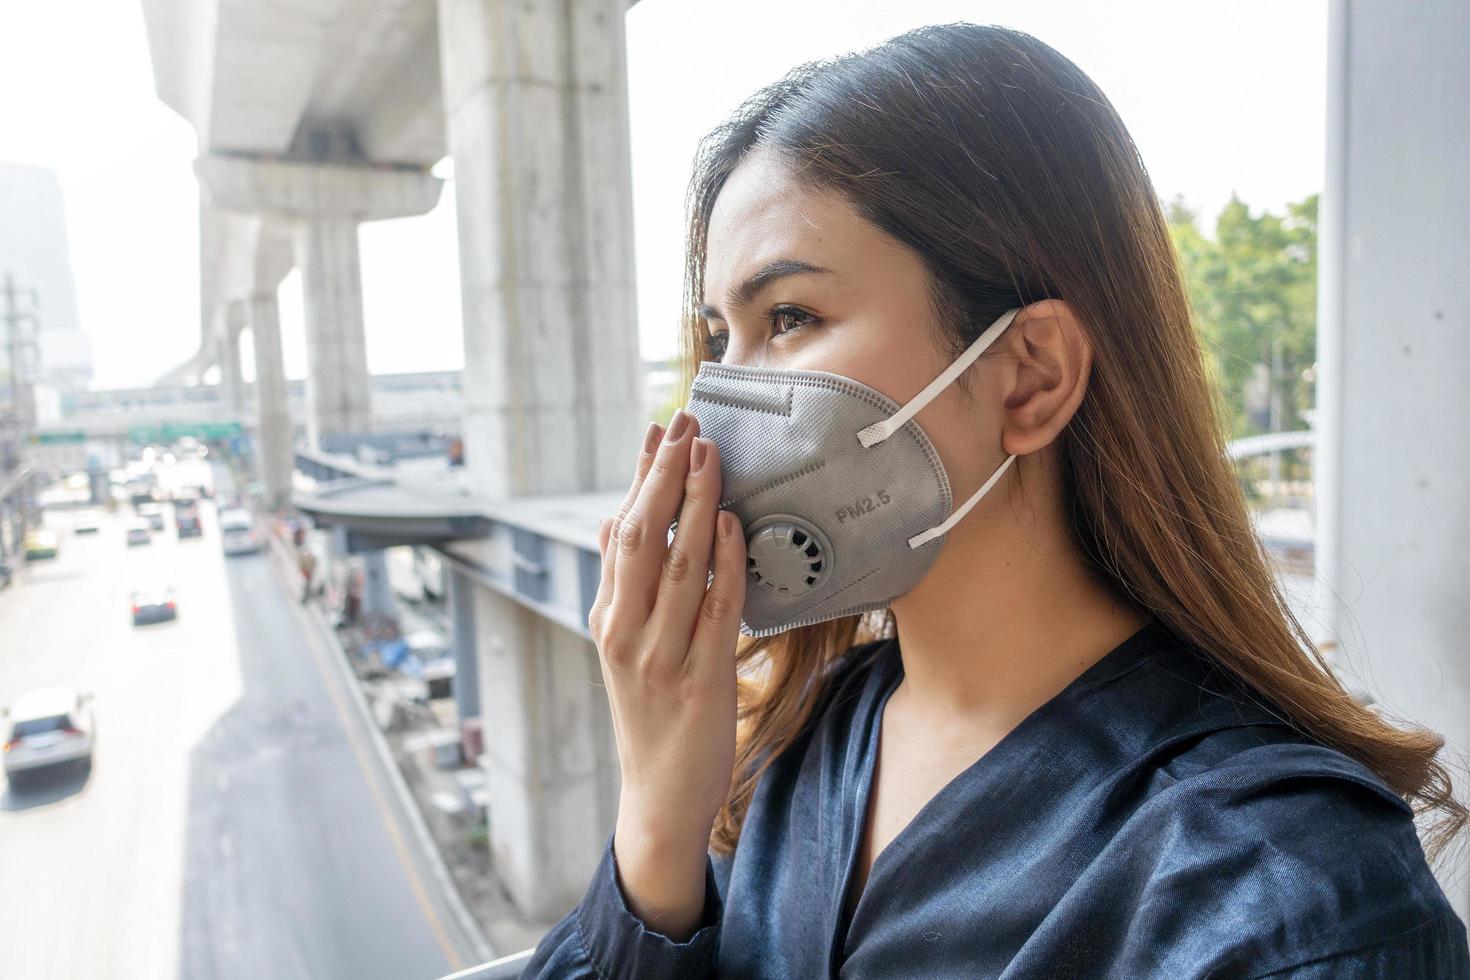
73,511,101,534
220,508,261,556
125,518,152,546
3,688,95,782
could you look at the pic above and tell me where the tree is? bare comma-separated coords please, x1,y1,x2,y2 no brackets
1167,192,1318,441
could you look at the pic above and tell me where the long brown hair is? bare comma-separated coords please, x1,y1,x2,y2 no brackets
676,23,1465,860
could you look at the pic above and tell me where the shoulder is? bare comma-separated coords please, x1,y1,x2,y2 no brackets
1111,737,1465,976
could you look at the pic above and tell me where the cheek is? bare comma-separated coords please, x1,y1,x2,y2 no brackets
916,386,1004,491
793,320,943,403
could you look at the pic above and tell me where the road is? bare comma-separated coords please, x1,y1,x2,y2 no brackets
0,496,471,979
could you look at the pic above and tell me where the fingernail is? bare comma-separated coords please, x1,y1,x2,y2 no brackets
666,409,689,442
718,511,732,540
641,421,661,455
690,438,708,473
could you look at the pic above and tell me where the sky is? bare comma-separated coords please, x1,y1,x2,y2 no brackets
0,0,1327,389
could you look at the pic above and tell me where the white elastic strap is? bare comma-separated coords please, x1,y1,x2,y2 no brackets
856,307,1021,449
907,452,1016,549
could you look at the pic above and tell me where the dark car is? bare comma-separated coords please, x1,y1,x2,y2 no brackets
130,587,178,626
175,501,203,538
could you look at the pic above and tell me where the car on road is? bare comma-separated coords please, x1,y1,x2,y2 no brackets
130,586,178,625
73,511,101,534
137,503,166,531
2,688,95,783
174,499,203,539
23,529,59,561
125,519,152,546
220,508,261,556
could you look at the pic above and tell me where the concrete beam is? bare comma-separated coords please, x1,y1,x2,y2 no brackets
142,0,448,165
195,156,442,222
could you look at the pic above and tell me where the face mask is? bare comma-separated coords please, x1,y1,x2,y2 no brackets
686,307,1020,637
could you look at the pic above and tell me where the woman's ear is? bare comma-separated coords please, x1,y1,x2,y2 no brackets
996,299,1093,456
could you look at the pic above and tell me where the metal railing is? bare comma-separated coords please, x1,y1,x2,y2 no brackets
439,948,534,980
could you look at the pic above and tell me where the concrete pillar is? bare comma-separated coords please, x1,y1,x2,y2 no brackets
437,0,644,919
437,0,644,499
1317,0,1470,917
472,588,620,919
218,302,246,419
248,291,293,511
295,218,370,445
448,568,481,721
361,550,394,617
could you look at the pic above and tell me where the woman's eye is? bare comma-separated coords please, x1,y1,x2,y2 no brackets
704,330,729,361
770,305,815,336
703,306,814,362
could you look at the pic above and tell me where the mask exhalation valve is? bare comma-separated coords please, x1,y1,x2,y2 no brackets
744,515,832,597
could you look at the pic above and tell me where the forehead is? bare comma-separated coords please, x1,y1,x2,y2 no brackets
704,150,871,288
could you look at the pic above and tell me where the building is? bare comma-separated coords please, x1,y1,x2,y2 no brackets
0,162,94,405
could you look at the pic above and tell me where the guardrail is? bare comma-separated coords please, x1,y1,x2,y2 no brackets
439,948,534,979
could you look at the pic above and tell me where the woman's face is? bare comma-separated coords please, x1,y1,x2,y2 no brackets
700,147,1007,505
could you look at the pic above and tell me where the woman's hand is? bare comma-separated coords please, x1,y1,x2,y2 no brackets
589,408,746,940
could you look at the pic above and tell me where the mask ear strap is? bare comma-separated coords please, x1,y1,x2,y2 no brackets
907,453,1015,548
856,307,1021,449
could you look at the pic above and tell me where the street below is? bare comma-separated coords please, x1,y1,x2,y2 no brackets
0,496,470,979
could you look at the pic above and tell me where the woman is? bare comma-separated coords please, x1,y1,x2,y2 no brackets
523,22,1467,978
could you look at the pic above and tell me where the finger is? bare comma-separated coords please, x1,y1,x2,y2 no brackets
593,420,658,636
613,409,698,619
616,421,665,529
647,436,721,656
591,514,634,676
593,515,616,610
688,510,746,676
603,421,663,585
598,514,615,559
616,412,699,557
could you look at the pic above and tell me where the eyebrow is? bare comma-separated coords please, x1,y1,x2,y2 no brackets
697,258,833,322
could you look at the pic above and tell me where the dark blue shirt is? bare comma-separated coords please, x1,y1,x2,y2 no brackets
522,621,1469,977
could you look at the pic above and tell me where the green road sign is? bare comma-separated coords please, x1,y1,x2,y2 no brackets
127,421,244,444
32,430,87,445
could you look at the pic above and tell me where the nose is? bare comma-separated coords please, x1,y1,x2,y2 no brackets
717,336,789,371
717,337,758,368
